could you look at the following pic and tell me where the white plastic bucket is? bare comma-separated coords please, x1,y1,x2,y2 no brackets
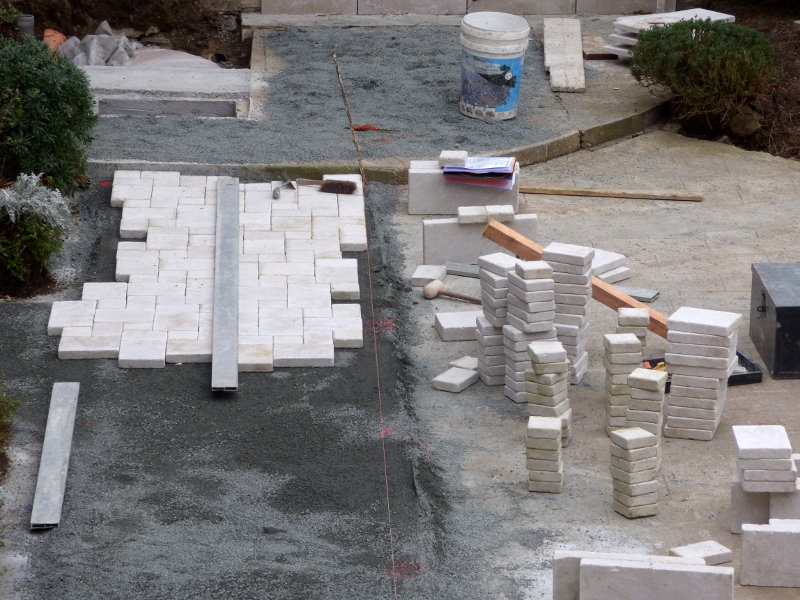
460,12,530,121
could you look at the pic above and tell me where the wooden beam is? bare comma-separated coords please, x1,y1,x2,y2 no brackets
519,184,702,202
482,220,668,338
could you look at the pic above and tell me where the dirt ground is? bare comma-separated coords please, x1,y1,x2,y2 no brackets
11,0,250,67
703,1,800,159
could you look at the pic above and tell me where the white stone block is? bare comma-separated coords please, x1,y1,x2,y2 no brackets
434,311,482,342
552,551,705,600
668,306,742,337
591,248,627,275
741,520,800,587
166,338,212,363
485,204,514,223
411,264,447,287
527,341,566,364
432,367,479,393
669,540,733,565
597,266,631,284
627,367,668,391
450,356,479,370
542,242,594,266
333,329,363,349
58,335,120,359
457,205,487,224
438,150,468,167
733,425,793,459
478,252,519,277
611,427,657,450
578,558,733,600
259,308,304,337
527,416,562,439
667,329,737,348
237,343,273,372
273,343,334,367
153,304,199,331
118,331,167,368
48,300,97,335
618,307,650,327
408,160,519,215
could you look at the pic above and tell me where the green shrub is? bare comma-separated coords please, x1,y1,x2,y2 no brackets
0,36,96,196
631,19,778,125
0,173,70,285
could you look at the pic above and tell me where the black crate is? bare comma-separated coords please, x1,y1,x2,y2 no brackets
750,263,800,378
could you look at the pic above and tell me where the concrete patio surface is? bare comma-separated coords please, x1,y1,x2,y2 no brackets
2,11,800,600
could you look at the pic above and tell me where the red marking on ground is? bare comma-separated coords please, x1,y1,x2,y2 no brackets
386,561,428,580
380,426,395,438
418,441,433,454
99,180,112,187
367,317,395,333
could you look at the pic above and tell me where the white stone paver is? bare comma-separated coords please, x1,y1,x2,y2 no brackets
49,172,368,369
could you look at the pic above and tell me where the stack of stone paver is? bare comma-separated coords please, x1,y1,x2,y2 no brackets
602,333,642,435
502,260,559,403
542,242,594,384
610,427,661,518
526,416,564,493
733,425,797,493
616,307,649,350
476,315,505,387
664,306,741,441
475,252,517,387
526,341,572,444
626,367,668,468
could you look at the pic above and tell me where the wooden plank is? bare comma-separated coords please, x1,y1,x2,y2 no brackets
482,220,668,338
211,177,240,392
30,382,80,530
520,185,702,202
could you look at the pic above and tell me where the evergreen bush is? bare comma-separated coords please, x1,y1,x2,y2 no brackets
631,19,778,126
0,173,70,285
0,36,96,196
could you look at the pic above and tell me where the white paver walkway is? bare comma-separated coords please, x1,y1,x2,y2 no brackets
48,171,367,370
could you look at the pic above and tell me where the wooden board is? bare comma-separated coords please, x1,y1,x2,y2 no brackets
482,220,668,338
520,185,702,202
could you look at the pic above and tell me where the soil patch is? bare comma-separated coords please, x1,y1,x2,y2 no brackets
11,0,250,67
707,1,800,159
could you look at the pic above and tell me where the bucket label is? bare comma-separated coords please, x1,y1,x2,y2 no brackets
460,50,524,113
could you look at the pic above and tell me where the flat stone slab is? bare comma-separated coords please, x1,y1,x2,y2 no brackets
432,367,479,393
669,540,732,565
733,425,793,459
668,306,742,337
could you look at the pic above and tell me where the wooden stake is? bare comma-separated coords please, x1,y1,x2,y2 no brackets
519,184,702,202
482,220,669,338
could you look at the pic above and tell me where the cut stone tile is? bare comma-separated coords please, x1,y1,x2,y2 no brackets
741,520,800,587
166,339,212,363
434,310,482,342
118,331,167,368
238,343,274,372
58,335,120,359
432,367,479,393
457,205,487,224
668,306,742,337
669,540,733,565
273,343,334,367
579,558,733,600
611,427,657,450
411,264,447,287
485,204,515,223
450,355,479,370
153,304,200,331
48,300,97,335
733,425,793,459
542,242,594,266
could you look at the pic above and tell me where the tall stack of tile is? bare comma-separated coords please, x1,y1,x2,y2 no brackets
664,306,741,441
626,367,668,468
526,341,572,445
602,333,642,435
733,425,797,493
526,416,564,494
542,242,594,384
502,260,558,403
610,427,661,518
475,252,518,387
616,307,649,350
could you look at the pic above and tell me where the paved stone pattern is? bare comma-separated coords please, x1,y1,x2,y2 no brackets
48,171,367,370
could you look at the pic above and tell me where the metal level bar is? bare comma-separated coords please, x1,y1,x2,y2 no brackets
211,177,239,391
30,382,80,530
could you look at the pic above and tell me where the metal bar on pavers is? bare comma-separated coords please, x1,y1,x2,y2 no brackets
482,220,669,338
211,177,239,391
30,382,80,530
